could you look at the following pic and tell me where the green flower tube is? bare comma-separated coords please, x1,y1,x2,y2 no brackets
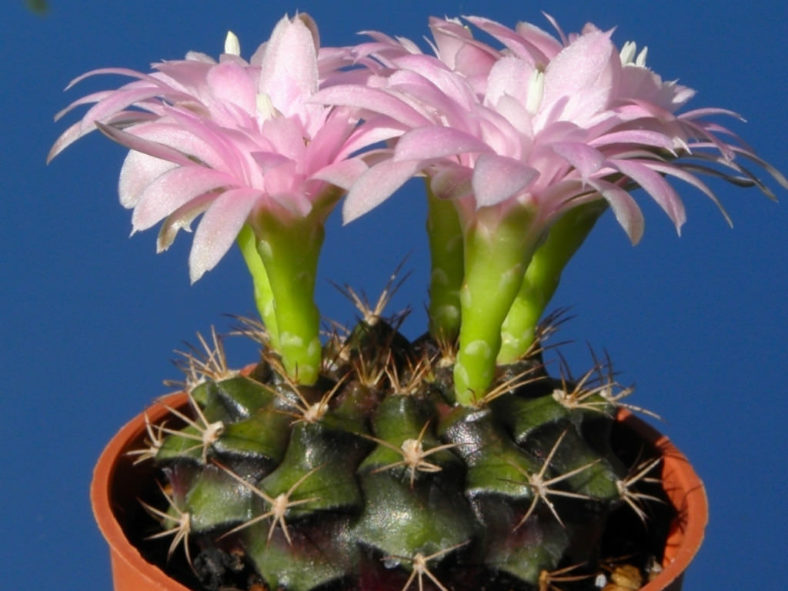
426,183,464,343
252,212,325,385
498,201,607,363
238,224,280,350
453,205,542,405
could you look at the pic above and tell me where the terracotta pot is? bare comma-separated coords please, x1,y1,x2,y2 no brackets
92,395,707,591
617,409,708,591
92,392,193,591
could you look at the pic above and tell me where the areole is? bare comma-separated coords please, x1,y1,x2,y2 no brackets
91,392,707,591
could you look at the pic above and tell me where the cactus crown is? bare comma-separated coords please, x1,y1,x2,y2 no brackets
129,305,672,591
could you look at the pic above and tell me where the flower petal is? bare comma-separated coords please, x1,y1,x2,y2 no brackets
343,159,422,223
132,166,233,231
95,122,194,166
611,158,686,232
541,30,620,125
588,178,645,244
472,153,539,208
394,127,492,162
205,61,257,114
157,192,215,253
551,142,605,179
258,14,319,115
119,150,177,209
311,159,368,190
314,84,431,128
189,188,259,282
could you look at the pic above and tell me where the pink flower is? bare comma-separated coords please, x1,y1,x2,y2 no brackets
317,14,786,402
50,14,373,283
322,15,782,240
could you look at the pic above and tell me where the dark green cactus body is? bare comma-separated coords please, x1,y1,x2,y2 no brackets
143,319,668,591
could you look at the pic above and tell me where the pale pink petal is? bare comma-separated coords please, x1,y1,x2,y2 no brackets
314,85,431,128
472,153,539,208
132,166,234,231
343,160,422,223
485,56,533,107
464,16,548,64
302,109,354,170
157,192,216,253
48,110,156,162
619,66,695,111
205,61,257,113
394,127,492,162
258,14,319,114
541,30,619,124
429,165,474,201
189,188,259,283
514,19,565,58
493,94,533,136
62,67,159,92
387,65,475,120
550,142,605,179
153,60,214,93
389,56,477,109
643,160,732,226
119,150,178,208
262,161,309,214
611,158,686,232
589,129,675,151
260,116,307,164
337,116,407,160
587,179,645,244
428,17,497,77
156,110,256,178
311,159,368,190
79,86,175,129
95,122,194,166
679,107,744,121
54,90,125,122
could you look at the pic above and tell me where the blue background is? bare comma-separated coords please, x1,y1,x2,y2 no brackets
2,1,785,589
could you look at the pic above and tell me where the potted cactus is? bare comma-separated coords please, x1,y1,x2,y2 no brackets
51,12,784,591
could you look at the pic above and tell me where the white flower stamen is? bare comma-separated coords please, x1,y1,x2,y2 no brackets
526,70,545,115
224,31,241,56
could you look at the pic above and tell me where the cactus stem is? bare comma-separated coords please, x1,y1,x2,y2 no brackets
161,394,225,463
365,421,462,488
140,482,193,568
616,457,665,524
214,462,322,545
511,430,598,529
387,540,470,591
125,413,166,465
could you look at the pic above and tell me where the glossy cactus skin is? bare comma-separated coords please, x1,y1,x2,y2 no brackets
140,318,665,591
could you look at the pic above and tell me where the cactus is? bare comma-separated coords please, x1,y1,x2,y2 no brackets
50,10,785,591
130,309,670,591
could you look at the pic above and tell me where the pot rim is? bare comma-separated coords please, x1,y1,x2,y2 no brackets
91,392,194,591
616,408,708,591
92,395,707,591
